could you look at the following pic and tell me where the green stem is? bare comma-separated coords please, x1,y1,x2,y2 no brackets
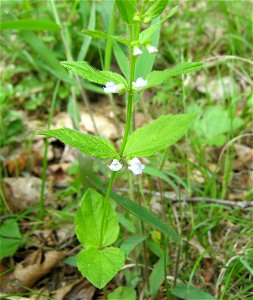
39,81,60,220
105,172,117,201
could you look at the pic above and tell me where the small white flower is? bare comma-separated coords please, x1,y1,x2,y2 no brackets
103,82,120,93
132,77,147,91
128,157,145,175
108,159,123,172
133,46,142,56
147,45,158,54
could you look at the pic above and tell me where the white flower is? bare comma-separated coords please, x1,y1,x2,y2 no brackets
133,46,142,56
132,77,147,91
128,157,145,175
108,159,123,172
147,45,158,54
103,82,120,93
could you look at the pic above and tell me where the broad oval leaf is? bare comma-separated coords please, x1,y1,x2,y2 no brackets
77,247,125,289
61,61,128,87
145,62,203,89
37,128,119,159
75,189,120,248
109,286,136,300
0,219,22,259
115,0,137,24
123,114,197,157
172,283,216,300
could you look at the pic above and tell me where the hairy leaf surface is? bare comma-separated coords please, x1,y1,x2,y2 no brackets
145,62,203,88
38,128,118,159
123,114,197,157
61,61,128,87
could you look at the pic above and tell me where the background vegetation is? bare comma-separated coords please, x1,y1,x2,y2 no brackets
1,0,252,299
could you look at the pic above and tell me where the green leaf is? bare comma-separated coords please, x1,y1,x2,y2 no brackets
87,178,179,243
149,254,165,296
144,0,168,21
115,0,137,24
83,30,129,45
172,283,216,300
77,247,125,289
120,235,146,256
113,42,129,78
109,286,136,300
144,166,179,192
146,62,203,88
61,61,128,87
37,128,118,159
139,6,178,45
0,19,60,31
77,2,96,61
123,114,197,158
0,219,22,259
135,17,160,79
110,192,179,243
75,189,120,248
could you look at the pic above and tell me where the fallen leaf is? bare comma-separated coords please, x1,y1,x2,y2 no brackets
52,278,96,300
3,177,51,212
1,249,64,294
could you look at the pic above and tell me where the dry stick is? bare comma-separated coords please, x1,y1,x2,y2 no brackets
116,188,253,208
204,55,253,66
218,133,253,165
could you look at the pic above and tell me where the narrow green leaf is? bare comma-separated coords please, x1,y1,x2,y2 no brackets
144,0,168,21
0,19,60,31
135,17,160,78
0,219,22,259
123,114,197,158
139,6,178,45
115,0,137,24
172,283,216,300
110,192,179,243
61,61,128,87
77,2,96,61
146,62,203,88
21,31,70,82
144,166,179,192
120,235,146,256
113,42,129,78
37,128,119,159
149,254,165,296
83,29,129,45
75,189,120,248
78,247,125,289
109,286,136,300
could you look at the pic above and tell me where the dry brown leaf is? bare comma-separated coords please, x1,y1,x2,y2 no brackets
79,112,119,140
52,278,95,300
1,249,64,294
3,177,51,211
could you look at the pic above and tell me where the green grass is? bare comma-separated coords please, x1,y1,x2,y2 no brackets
1,0,252,299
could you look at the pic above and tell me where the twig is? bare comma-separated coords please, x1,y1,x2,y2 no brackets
204,55,253,66
116,188,253,208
